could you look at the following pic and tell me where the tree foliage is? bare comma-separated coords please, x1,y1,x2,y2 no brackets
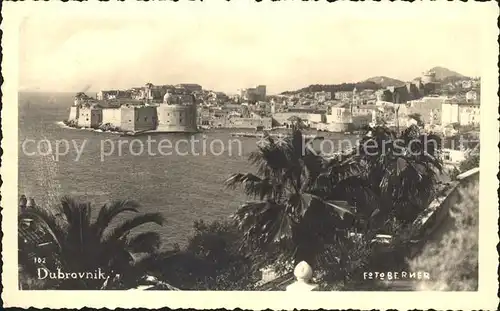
18,197,165,290
409,181,478,290
281,81,381,95
226,129,359,267
140,220,259,290
352,125,443,224
227,125,443,280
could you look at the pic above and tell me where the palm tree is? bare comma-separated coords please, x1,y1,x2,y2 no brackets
225,129,356,267
18,196,165,290
317,153,381,231
287,116,306,130
352,124,443,225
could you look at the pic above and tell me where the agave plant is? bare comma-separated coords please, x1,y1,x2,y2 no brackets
18,196,165,290
225,129,357,266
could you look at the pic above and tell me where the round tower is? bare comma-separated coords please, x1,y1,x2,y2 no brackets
422,71,436,84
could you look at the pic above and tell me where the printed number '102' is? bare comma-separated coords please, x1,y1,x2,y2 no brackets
34,257,46,264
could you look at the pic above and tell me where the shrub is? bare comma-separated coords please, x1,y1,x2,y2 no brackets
315,234,375,290
63,119,78,128
459,152,480,173
185,220,258,290
408,182,478,290
152,220,260,290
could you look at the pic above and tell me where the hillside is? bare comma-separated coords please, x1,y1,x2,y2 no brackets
281,66,468,95
429,66,466,80
364,76,405,88
280,81,381,95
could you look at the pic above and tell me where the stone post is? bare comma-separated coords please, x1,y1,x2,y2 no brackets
26,197,36,209
286,261,318,291
19,195,27,212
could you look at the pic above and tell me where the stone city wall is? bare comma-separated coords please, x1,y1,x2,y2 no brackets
156,104,198,133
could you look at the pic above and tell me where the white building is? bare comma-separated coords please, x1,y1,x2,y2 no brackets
458,103,480,126
327,106,351,124
441,101,480,126
441,148,467,165
441,101,460,126
465,90,479,102
334,91,352,101
314,91,332,102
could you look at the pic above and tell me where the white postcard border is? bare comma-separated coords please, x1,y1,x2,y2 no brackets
1,1,499,309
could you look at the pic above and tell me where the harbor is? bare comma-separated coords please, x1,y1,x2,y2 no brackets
230,131,324,140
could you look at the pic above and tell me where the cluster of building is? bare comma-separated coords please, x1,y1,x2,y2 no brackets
67,70,480,135
96,83,203,101
240,85,267,102
231,71,480,133
69,84,198,133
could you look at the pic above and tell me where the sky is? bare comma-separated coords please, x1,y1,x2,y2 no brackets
19,9,484,95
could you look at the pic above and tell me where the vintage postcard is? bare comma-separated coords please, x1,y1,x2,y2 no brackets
1,1,499,309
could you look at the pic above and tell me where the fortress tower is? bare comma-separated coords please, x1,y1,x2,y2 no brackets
156,89,198,133
421,70,436,84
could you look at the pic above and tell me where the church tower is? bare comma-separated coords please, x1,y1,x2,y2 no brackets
352,87,358,105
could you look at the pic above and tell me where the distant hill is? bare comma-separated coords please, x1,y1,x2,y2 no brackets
429,66,466,80
364,76,405,88
281,81,381,95
281,66,468,95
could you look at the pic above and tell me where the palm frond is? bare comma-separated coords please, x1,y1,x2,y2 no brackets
249,140,290,178
19,207,66,251
225,173,274,200
102,212,164,244
92,200,141,239
233,201,293,247
126,232,162,254
322,200,356,219
65,201,92,256
59,195,82,224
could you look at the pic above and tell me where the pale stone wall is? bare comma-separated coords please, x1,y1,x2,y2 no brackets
327,122,350,132
225,117,273,129
156,104,198,133
412,167,479,242
134,106,157,132
407,97,445,125
119,106,156,132
120,106,136,132
77,107,90,126
68,106,79,121
77,107,102,128
327,107,351,123
309,113,323,123
102,108,122,128
69,102,200,133
441,102,457,126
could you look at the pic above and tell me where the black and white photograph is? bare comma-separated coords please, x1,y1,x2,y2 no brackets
2,1,499,310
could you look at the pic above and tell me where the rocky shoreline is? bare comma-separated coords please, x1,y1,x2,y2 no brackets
60,120,200,136
61,120,125,134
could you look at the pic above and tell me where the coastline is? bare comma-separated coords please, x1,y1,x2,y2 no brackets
57,120,348,138
57,121,201,136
